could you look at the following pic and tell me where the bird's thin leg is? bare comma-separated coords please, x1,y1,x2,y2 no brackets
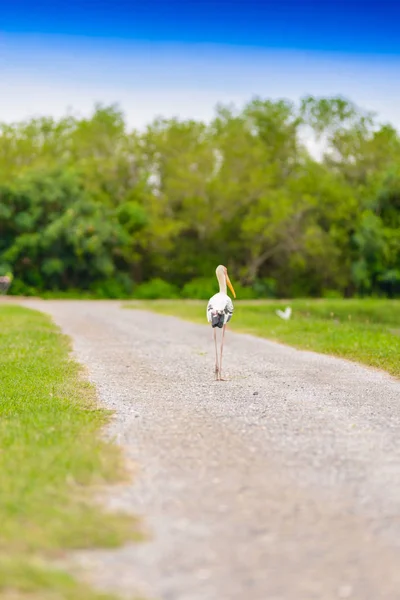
214,327,220,380
219,324,227,381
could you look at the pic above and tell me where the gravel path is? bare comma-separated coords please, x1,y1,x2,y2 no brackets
22,300,400,600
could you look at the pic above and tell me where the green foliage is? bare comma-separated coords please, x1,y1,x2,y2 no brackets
181,277,219,299
132,278,179,299
0,98,399,298
6,278,37,296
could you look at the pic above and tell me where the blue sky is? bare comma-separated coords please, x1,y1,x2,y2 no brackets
2,0,400,53
1,0,400,131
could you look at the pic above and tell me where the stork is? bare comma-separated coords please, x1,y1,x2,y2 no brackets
207,265,236,381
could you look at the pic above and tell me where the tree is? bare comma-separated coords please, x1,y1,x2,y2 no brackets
0,97,398,298
0,168,128,291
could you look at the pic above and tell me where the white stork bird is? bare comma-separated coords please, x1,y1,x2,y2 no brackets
207,265,236,381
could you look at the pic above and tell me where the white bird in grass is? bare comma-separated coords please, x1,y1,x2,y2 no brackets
207,265,236,381
276,306,292,320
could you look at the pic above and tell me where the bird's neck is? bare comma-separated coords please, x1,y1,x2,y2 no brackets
217,271,227,295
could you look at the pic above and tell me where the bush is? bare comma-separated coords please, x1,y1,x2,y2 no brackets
233,284,258,300
8,278,37,297
181,276,258,300
181,277,217,299
132,278,179,299
253,278,277,298
90,275,133,299
322,289,344,299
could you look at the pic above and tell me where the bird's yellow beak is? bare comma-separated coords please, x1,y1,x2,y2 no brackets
226,273,236,298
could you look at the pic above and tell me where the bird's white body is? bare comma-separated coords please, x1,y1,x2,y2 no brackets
207,292,234,327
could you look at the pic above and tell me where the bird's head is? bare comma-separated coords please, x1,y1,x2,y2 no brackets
216,265,236,298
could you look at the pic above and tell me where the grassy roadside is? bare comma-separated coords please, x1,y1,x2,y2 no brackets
0,305,138,600
125,299,400,378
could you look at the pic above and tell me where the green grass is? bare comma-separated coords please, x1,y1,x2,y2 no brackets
0,305,139,600
125,299,400,378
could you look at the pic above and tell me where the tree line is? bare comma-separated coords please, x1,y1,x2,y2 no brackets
0,95,399,298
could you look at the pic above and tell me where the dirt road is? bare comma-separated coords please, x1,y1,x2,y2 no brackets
22,300,400,599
